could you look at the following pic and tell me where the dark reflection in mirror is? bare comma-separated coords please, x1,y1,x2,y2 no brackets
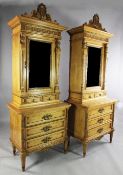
87,47,101,87
29,40,51,88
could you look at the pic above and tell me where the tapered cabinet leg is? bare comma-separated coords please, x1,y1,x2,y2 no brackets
68,135,70,147
21,152,26,172
64,139,69,154
83,143,87,157
110,131,113,143
12,144,16,156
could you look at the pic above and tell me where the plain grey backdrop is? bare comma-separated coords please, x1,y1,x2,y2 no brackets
0,0,123,174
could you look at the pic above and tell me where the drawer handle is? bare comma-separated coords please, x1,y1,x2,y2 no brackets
42,126,52,132
98,108,104,113
42,137,51,143
97,118,104,123
97,128,103,133
42,114,52,120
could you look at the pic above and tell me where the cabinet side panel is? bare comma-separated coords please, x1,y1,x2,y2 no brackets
68,104,85,140
12,30,20,96
70,35,82,93
10,109,22,150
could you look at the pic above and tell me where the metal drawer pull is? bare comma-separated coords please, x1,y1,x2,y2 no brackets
98,108,104,113
42,137,51,143
97,128,103,133
42,126,52,132
97,118,104,123
42,114,52,120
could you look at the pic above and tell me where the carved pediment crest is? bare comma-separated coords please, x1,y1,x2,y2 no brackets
22,3,57,23
84,14,106,31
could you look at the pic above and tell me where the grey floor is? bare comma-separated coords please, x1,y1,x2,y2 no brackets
0,108,123,175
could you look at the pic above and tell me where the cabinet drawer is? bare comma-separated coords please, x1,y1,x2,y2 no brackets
26,110,65,126
88,105,112,118
26,119,65,139
87,123,111,138
83,93,94,100
43,95,56,102
88,114,112,129
26,130,64,149
95,91,105,98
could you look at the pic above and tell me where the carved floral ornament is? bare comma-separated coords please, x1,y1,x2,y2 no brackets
21,23,61,37
20,33,26,44
84,14,106,31
22,3,58,24
84,31,108,42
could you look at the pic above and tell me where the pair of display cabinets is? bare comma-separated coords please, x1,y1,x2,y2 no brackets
8,3,116,171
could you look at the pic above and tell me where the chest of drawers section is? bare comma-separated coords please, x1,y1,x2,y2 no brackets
68,98,116,157
82,99,115,157
86,104,113,141
24,109,66,153
9,102,70,171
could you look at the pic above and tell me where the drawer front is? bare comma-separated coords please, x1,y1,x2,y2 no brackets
95,91,106,98
43,95,56,102
87,123,111,138
88,105,112,118
83,92,106,100
26,130,64,149
26,110,65,126
88,114,112,130
26,119,65,139
83,93,94,100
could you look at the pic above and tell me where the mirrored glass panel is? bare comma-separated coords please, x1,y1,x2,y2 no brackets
29,40,51,88
87,47,101,87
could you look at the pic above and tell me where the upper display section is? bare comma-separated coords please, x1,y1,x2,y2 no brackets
67,14,113,103
8,3,65,107
21,3,58,24
83,14,106,31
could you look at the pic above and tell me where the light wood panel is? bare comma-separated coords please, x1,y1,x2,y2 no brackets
67,14,116,157
8,3,70,171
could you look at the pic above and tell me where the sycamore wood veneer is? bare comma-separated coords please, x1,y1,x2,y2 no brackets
67,14,116,157
8,3,70,171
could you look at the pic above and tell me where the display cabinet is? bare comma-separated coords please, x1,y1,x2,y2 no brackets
67,14,116,157
8,3,70,171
